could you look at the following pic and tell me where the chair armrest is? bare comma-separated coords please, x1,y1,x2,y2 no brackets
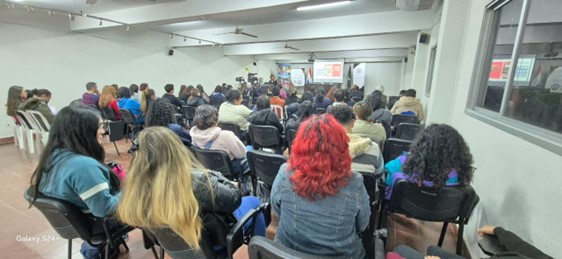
478,234,508,256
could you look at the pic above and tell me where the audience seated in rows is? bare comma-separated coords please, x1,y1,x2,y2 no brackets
197,84,211,104
186,88,207,108
117,87,143,124
349,84,364,101
384,124,474,200
218,89,252,132
271,114,370,258
18,89,55,124
373,85,388,108
248,95,284,134
329,105,384,175
390,89,425,121
82,82,99,106
190,105,248,176
145,98,191,146
330,89,348,108
367,91,393,124
389,225,552,259
117,127,265,255
352,101,387,147
161,83,183,110
98,85,122,121
179,85,194,103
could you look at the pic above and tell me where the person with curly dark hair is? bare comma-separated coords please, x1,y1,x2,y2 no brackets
384,124,475,200
145,98,191,146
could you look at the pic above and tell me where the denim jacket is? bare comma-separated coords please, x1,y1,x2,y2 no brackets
271,163,370,258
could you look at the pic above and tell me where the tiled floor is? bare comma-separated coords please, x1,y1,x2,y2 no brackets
0,138,250,259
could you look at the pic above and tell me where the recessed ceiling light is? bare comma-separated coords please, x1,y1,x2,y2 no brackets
297,1,351,11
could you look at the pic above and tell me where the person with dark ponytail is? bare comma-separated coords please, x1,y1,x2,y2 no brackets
6,86,27,118
18,89,55,124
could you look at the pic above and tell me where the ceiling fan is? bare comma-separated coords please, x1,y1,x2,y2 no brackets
282,43,299,51
214,26,258,38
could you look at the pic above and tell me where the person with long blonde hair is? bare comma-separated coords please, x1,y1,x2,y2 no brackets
140,88,156,114
117,127,265,253
98,85,122,120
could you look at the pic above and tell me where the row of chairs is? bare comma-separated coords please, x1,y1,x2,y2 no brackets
13,110,51,154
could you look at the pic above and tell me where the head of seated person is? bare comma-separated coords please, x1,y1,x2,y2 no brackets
255,95,270,111
225,89,243,105
385,124,475,199
145,98,178,127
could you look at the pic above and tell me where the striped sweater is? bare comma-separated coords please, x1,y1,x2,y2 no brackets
38,149,121,217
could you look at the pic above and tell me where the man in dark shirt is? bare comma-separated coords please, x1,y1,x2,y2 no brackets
161,83,182,110
82,82,99,106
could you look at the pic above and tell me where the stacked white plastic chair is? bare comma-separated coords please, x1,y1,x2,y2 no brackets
15,110,36,153
10,116,25,149
27,110,50,146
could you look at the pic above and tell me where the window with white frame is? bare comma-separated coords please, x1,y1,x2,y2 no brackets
469,0,562,154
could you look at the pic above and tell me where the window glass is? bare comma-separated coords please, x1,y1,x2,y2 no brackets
477,0,523,112
505,1,562,134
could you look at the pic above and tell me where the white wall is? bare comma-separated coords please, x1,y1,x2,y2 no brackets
363,62,403,96
0,22,258,138
425,0,562,257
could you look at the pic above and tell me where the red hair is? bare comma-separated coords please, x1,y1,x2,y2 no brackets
288,114,352,200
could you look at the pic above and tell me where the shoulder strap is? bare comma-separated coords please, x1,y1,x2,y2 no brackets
204,140,215,150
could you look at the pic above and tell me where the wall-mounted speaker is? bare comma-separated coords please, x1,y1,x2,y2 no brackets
419,33,430,44
168,49,174,56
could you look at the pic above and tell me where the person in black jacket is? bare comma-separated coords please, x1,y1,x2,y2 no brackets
185,88,207,108
161,83,183,110
248,95,284,134
390,225,552,259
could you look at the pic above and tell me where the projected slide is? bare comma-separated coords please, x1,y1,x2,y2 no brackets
313,60,344,83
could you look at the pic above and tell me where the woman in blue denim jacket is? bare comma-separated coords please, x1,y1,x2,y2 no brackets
271,114,370,258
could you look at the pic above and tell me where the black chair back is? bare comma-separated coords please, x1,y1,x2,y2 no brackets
182,106,196,121
108,121,125,142
24,188,98,241
284,128,297,152
382,138,413,162
391,114,419,127
150,227,212,259
387,180,480,255
359,173,378,259
395,123,423,141
218,121,242,139
247,150,287,189
100,106,117,121
248,236,338,259
376,120,391,140
227,203,269,258
191,147,235,180
120,109,136,124
249,125,283,151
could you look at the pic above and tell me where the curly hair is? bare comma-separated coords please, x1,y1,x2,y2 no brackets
288,114,352,200
402,124,474,188
145,98,176,127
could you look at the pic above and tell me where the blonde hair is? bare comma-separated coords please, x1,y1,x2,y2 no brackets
117,127,203,249
141,88,155,114
98,85,116,108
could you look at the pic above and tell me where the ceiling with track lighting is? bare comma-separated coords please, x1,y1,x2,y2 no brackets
0,0,440,59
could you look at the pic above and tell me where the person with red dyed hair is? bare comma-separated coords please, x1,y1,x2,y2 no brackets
270,114,371,258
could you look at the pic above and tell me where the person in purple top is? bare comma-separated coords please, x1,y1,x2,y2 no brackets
82,82,99,106
384,124,475,200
